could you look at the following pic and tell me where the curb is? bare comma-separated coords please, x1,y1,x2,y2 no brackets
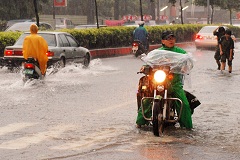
90,42,195,59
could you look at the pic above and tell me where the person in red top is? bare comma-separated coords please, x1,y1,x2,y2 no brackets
23,24,48,76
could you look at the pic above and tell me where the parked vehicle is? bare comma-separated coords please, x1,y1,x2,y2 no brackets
195,25,236,49
55,18,75,29
131,40,146,57
6,19,33,29
136,50,194,136
3,31,91,70
74,24,107,29
22,58,43,81
5,22,54,32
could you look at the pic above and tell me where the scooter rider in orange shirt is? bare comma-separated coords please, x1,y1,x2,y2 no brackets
22,24,48,78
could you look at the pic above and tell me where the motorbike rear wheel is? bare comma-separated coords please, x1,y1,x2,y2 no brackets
135,50,143,57
152,100,164,136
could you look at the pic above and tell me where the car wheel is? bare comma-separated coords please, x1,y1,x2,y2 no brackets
51,57,65,74
83,54,90,68
59,57,65,68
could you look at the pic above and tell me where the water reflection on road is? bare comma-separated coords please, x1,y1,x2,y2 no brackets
0,45,240,160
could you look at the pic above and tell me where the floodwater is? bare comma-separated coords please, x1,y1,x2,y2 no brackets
0,45,240,160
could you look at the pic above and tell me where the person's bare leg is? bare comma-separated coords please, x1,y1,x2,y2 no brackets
216,60,221,70
229,66,232,73
221,62,226,71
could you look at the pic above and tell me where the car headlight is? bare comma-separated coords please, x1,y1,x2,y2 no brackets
154,70,166,83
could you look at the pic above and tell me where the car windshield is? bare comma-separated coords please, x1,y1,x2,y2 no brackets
15,33,56,47
198,26,218,34
56,18,64,25
5,22,53,32
6,23,33,32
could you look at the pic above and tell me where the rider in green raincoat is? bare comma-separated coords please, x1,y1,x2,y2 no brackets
136,30,193,129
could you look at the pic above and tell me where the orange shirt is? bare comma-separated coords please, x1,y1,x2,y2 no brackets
23,34,48,74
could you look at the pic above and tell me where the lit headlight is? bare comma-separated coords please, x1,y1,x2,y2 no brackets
154,70,166,83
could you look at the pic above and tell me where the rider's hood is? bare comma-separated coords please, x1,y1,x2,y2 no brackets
30,24,38,34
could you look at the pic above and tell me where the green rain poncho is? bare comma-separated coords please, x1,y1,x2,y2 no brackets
136,46,193,129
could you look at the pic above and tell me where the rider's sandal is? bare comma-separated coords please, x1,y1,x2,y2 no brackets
136,124,141,128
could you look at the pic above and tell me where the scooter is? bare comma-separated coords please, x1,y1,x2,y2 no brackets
131,40,146,57
22,58,43,81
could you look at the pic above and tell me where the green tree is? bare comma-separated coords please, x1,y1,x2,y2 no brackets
0,0,48,21
194,0,222,24
194,0,240,24
220,0,240,25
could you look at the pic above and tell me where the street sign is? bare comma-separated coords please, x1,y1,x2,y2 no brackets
54,0,67,7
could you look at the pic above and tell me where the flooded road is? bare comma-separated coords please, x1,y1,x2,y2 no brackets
0,44,240,160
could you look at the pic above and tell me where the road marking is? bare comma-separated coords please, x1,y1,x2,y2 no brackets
92,100,136,114
0,125,73,149
0,122,37,136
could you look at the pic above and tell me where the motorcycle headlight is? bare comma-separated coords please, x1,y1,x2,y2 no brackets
154,70,166,83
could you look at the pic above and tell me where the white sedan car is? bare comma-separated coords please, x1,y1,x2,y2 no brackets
195,26,235,49
5,22,54,32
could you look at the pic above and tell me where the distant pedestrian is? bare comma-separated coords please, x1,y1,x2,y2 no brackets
213,26,225,70
170,20,175,25
133,21,148,50
219,29,234,73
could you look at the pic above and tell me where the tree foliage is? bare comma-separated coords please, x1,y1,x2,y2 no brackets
220,0,240,24
194,0,240,24
0,0,48,21
0,0,155,21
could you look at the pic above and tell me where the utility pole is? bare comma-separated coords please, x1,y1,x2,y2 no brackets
52,0,56,30
157,0,160,23
94,0,99,28
207,0,210,24
180,0,183,24
33,0,39,27
140,0,143,21
150,0,155,20
87,0,95,24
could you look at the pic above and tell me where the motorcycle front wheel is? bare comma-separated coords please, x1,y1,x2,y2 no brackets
152,100,164,136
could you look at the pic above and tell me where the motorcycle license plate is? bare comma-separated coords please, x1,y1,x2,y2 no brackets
23,69,34,75
133,46,138,50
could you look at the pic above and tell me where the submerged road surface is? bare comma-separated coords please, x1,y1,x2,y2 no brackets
0,44,240,160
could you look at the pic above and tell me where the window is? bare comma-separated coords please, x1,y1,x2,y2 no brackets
66,35,78,47
39,34,56,46
59,34,70,47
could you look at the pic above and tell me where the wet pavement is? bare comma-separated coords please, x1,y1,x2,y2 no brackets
0,44,240,160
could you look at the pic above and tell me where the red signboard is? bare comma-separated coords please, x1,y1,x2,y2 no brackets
54,0,67,7
159,15,168,20
105,20,124,26
237,12,240,19
122,15,152,21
